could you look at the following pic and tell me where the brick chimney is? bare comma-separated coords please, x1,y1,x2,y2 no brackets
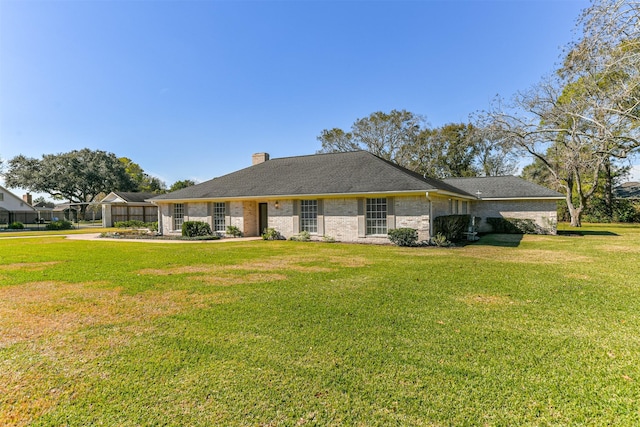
23,193,33,205
252,152,270,165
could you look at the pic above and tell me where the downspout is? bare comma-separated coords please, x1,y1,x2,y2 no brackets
425,192,433,239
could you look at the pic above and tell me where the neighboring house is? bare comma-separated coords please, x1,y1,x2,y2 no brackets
614,182,640,200
149,151,563,243
101,192,159,227
0,186,37,225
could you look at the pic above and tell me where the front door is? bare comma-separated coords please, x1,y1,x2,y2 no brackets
258,203,268,235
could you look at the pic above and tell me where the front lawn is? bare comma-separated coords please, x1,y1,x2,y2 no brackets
1,225,639,426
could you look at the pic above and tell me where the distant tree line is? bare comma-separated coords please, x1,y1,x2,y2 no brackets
317,110,517,179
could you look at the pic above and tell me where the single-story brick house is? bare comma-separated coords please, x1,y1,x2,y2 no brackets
101,192,159,227
149,151,563,242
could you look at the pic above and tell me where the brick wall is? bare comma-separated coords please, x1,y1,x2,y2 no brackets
472,199,558,234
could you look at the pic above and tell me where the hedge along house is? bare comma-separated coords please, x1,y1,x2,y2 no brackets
149,151,563,243
101,192,159,227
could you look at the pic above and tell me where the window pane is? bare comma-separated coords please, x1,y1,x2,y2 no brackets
213,202,226,232
173,203,184,230
366,198,387,235
300,200,317,233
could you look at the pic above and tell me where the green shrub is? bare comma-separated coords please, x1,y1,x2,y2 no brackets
486,217,539,234
433,215,470,241
289,230,311,242
182,221,213,237
226,225,243,238
388,228,418,247
46,220,73,230
8,221,25,229
430,232,452,247
262,227,283,240
322,235,336,243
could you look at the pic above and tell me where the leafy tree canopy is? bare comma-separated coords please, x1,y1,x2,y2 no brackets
119,157,166,194
318,111,515,178
317,110,425,164
169,179,196,192
5,149,136,218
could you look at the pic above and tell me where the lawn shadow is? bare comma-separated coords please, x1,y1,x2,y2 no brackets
471,233,524,247
557,230,619,237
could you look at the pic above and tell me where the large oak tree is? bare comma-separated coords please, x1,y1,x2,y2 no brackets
4,149,136,219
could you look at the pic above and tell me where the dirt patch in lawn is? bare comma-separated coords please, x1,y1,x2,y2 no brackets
0,281,228,347
597,244,640,254
136,255,371,279
0,261,61,271
460,247,592,264
198,273,288,286
0,280,233,426
460,294,516,306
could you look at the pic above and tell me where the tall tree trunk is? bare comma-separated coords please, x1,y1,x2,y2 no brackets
603,157,613,221
566,195,583,227
565,175,583,227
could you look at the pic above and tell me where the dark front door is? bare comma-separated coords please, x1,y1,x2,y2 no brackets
258,203,268,235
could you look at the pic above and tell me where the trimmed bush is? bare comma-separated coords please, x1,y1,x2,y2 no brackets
433,215,470,242
388,228,418,247
182,221,213,237
226,225,243,238
430,233,452,247
487,217,539,234
8,221,25,229
46,220,73,230
262,228,283,240
290,230,311,242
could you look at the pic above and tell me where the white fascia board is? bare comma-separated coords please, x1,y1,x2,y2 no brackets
148,190,448,203
435,190,477,200
478,196,565,201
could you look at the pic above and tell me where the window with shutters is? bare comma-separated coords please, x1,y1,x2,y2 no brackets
366,198,387,235
173,203,184,230
213,202,226,232
300,200,318,233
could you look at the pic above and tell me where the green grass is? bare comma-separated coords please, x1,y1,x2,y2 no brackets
1,225,639,426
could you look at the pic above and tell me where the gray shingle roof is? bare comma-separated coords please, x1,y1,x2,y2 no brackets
614,182,640,199
151,151,473,201
442,176,564,199
111,192,157,203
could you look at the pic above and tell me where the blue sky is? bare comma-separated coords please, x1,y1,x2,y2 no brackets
3,0,635,195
